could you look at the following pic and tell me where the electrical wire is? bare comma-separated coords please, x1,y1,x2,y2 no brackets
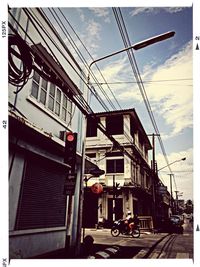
57,7,122,111
46,8,136,149
92,78,192,85
8,8,152,173
48,8,153,170
46,8,111,111
45,7,115,111
112,8,174,179
8,33,33,92
8,11,92,116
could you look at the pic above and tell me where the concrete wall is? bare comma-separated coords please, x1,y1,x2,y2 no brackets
9,228,66,259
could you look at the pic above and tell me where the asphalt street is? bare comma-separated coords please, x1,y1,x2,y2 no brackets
83,219,193,259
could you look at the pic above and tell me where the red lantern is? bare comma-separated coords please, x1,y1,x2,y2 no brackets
91,183,103,194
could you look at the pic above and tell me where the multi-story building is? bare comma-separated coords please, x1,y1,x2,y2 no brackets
8,8,95,258
84,109,155,228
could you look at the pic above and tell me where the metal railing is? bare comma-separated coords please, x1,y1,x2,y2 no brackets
138,216,154,231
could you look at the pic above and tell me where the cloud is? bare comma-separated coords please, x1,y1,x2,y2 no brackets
103,41,193,138
145,41,193,136
88,7,111,23
72,18,102,60
77,8,85,22
86,19,102,40
130,7,187,17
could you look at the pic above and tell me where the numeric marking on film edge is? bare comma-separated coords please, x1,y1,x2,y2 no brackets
1,21,6,38
2,120,7,129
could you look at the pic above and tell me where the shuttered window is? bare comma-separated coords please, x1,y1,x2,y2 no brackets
15,154,68,230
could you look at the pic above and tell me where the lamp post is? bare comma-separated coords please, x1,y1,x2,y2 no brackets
174,190,183,214
157,157,186,213
87,31,175,83
157,157,186,172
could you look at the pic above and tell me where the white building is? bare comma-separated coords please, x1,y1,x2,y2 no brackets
8,8,94,258
84,109,155,229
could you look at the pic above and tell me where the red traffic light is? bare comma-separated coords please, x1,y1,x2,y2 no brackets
66,132,75,142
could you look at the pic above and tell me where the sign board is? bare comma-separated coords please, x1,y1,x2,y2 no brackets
64,178,76,195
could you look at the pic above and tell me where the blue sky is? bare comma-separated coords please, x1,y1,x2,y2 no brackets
45,5,193,200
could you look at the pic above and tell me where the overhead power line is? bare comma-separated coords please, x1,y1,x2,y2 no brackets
50,8,135,146
112,8,175,184
92,78,192,85
8,8,150,173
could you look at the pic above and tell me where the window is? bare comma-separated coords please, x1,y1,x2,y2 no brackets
48,83,55,111
39,78,48,105
106,115,123,135
106,158,124,173
55,88,61,116
86,118,99,137
31,71,73,125
31,71,40,99
62,94,73,123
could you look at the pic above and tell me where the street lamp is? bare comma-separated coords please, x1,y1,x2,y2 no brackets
157,157,186,213
157,157,186,172
87,31,175,83
83,30,175,228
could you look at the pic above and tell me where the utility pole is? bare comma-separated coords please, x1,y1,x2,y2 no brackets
174,190,179,214
113,175,116,222
168,174,174,212
147,133,160,226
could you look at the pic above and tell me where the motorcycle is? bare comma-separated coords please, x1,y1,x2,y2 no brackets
111,219,140,238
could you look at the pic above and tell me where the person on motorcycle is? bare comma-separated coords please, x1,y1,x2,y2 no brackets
125,211,134,233
125,212,140,233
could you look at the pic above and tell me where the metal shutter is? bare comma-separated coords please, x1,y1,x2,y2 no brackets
15,153,67,230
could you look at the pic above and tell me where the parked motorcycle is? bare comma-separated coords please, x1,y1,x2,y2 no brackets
111,219,140,238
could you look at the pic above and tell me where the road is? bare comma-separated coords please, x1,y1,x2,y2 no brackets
83,219,193,259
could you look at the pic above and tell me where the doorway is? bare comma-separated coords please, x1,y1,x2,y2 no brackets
108,198,123,225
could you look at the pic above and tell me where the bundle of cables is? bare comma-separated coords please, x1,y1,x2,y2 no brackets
8,34,33,93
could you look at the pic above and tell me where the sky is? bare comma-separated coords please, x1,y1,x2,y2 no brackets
42,5,194,201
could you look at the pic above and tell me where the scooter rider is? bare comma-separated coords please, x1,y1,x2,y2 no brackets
125,212,140,233
125,211,134,232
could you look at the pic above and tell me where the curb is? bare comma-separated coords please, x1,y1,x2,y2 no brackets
133,233,170,259
93,246,120,259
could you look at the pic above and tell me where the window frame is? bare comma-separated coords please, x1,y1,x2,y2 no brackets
106,115,124,135
31,71,73,125
106,158,124,174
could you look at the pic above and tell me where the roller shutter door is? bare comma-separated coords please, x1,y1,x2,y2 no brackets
15,153,68,230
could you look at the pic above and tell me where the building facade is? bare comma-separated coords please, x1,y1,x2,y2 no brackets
8,8,94,258
84,109,156,229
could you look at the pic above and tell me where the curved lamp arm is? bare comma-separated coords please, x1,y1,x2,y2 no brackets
158,157,186,172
